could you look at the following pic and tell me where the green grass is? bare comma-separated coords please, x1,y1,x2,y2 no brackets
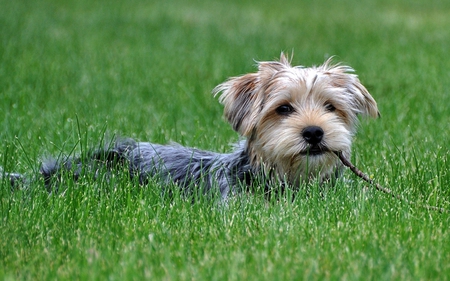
1,0,450,280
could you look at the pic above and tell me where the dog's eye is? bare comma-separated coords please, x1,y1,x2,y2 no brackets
276,104,294,115
324,103,336,112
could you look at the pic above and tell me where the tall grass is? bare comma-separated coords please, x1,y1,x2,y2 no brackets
1,0,450,280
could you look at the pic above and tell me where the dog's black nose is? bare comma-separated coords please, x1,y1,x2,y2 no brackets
302,126,324,145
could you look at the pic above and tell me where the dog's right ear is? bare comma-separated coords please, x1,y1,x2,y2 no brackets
213,73,262,137
213,55,291,136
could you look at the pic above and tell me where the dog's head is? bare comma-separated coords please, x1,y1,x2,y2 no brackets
213,53,379,183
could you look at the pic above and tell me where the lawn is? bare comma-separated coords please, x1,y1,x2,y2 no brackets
1,0,450,280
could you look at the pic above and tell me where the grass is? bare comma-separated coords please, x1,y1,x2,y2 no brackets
1,0,450,280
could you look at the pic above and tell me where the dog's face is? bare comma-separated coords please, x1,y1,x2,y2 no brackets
214,53,379,184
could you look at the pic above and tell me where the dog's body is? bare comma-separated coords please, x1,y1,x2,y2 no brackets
38,139,252,198
6,54,379,198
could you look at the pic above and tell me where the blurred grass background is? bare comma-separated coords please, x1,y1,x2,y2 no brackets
1,0,450,280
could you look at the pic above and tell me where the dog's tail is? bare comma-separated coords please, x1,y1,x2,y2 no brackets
0,166,27,189
2,138,138,191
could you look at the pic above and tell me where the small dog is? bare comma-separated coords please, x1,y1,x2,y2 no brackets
7,53,379,198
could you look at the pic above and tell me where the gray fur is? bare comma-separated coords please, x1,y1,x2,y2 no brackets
37,138,254,199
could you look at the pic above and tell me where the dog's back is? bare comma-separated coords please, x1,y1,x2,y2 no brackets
8,138,251,198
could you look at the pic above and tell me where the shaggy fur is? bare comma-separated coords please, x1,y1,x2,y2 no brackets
4,53,379,199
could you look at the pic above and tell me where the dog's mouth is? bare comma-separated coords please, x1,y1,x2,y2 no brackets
300,145,329,156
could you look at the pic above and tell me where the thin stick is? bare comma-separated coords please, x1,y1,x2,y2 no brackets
334,151,447,213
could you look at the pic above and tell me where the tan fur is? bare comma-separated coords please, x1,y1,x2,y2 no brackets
213,53,378,184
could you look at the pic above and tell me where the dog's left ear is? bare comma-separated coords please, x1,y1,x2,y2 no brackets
348,77,380,118
323,62,380,118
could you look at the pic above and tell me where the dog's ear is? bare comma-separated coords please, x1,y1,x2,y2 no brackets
345,75,380,118
322,61,379,118
213,55,293,136
213,73,262,136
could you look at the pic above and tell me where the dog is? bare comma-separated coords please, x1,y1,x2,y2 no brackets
5,53,379,199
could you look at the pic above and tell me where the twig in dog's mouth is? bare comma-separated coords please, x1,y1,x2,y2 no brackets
334,151,447,213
